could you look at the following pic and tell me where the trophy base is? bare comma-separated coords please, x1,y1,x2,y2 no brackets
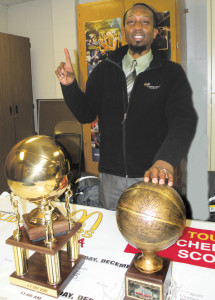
124,253,171,300
9,251,85,298
22,207,69,240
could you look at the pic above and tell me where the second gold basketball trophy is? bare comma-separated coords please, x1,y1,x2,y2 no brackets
116,181,186,300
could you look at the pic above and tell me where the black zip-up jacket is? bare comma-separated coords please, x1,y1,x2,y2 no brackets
61,45,198,178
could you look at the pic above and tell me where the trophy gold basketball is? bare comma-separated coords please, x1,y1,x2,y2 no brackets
116,181,186,300
5,135,84,297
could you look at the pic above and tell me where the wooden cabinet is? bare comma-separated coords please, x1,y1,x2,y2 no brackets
0,33,35,192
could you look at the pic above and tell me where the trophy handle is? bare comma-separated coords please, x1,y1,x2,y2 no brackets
65,185,79,261
65,185,74,230
10,192,22,240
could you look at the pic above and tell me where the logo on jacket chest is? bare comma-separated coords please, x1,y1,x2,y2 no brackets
144,82,160,90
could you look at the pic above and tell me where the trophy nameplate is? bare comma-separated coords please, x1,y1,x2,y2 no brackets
124,253,171,300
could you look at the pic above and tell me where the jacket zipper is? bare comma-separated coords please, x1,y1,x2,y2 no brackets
107,59,161,177
105,60,129,176
121,72,140,177
122,85,128,177
121,69,150,177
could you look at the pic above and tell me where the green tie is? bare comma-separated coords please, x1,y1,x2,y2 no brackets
126,60,137,99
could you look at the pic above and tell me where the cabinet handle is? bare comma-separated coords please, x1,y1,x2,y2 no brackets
9,106,12,115
15,105,19,114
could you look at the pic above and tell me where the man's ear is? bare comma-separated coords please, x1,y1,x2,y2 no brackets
122,28,125,38
153,28,158,39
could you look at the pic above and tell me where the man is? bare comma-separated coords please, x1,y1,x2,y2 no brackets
55,3,197,210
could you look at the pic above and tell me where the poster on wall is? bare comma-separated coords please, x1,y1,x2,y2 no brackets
85,18,122,161
155,11,171,59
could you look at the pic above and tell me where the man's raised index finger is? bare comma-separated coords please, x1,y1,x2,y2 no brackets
64,48,71,63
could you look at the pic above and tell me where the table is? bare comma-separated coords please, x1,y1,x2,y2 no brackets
0,192,214,300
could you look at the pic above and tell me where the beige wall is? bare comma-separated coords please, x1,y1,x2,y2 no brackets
0,4,7,32
7,0,78,130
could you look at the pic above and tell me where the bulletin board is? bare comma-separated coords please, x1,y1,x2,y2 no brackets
77,0,181,176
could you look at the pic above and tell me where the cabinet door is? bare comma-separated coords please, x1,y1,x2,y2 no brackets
211,0,215,93
210,94,215,170
0,33,16,191
9,34,35,142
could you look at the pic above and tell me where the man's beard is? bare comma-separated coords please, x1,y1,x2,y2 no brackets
129,43,147,54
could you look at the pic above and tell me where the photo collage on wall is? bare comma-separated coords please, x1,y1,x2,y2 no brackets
85,18,122,161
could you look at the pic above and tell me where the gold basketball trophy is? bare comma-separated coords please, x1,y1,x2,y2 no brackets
116,181,186,300
5,135,84,297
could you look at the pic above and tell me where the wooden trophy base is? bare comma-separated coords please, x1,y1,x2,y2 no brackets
9,251,85,298
6,222,84,297
124,253,171,300
22,207,69,240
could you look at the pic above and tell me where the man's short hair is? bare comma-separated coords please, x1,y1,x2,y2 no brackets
123,3,158,28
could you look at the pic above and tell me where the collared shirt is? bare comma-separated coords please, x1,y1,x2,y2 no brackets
122,49,153,76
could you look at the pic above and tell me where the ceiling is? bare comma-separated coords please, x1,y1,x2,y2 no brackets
0,0,33,5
